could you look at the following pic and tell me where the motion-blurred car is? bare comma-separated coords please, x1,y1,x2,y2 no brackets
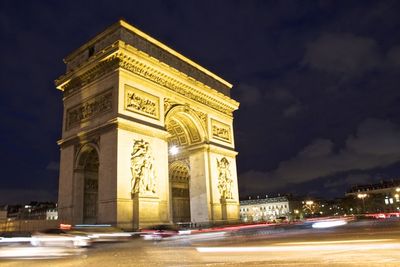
30,228,91,248
140,224,180,240
72,225,132,242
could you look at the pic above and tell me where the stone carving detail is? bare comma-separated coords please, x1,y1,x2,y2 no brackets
217,157,233,199
58,53,235,115
125,86,159,119
211,119,231,143
130,139,157,196
65,27,230,94
163,98,179,115
119,28,230,95
66,90,112,129
194,110,207,128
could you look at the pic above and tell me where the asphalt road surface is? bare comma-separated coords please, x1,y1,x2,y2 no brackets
2,219,400,266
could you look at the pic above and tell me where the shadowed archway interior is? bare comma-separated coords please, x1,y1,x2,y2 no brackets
77,146,99,224
169,161,191,223
166,108,205,223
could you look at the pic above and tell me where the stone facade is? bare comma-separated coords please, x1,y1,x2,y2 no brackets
56,20,240,229
240,197,291,222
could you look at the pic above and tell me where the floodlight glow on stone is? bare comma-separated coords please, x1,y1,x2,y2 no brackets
169,146,179,155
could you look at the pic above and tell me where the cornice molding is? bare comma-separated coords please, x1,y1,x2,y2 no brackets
56,51,239,116
62,20,232,94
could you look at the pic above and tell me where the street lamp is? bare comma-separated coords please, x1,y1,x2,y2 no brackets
303,200,315,216
357,193,367,213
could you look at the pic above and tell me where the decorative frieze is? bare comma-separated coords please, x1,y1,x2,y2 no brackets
194,110,207,129
125,85,160,120
211,119,231,143
65,26,230,95
164,98,179,115
58,53,236,116
66,90,113,129
120,28,230,95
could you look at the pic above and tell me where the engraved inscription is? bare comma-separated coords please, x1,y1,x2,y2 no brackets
125,85,159,119
66,90,112,129
211,119,231,143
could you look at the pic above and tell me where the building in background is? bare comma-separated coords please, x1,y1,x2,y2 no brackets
346,180,400,213
239,196,303,222
3,202,58,221
0,206,7,221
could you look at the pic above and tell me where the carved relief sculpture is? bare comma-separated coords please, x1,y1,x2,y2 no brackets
58,54,235,115
130,139,157,196
211,119,231,143
217,157,233,199
125,85,159,119
66,90,112,129
164,98,178,114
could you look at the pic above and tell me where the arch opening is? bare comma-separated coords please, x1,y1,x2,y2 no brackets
76,145,99,224
165,106,206,223
169,161,190,223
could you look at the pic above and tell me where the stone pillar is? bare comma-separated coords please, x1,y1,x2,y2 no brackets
72,169,84,224
116,127,170,229
58,145,75,224
209,150,240,224
189,149,211,224
221,198,239,221
132,194,161,229
97,130,118,225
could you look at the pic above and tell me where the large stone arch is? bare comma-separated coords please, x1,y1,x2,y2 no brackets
56,20,240,229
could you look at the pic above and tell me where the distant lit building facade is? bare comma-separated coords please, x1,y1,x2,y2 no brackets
346,180,400,213
4,202,58,221
239,197,292,222
46,209,59,220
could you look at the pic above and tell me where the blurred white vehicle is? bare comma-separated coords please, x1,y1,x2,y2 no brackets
73,225,132,242
30,228,91,248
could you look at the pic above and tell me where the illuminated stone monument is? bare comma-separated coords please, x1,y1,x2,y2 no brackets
56,20,240,229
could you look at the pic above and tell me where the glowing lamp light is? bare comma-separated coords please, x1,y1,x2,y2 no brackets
357,193,367,199
169,146,179,155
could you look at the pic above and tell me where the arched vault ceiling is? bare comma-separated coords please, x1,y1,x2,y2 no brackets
166,113,202,146
169,161,190,183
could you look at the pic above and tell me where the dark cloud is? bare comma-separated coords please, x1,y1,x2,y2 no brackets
303,33,381,75
235,84,263,106
0,189,56,206
387,45,400,67
282,102,304,118
324,174,371,189
46,162,60,172
241,119,400,195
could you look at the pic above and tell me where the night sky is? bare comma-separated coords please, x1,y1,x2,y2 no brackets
1,1,400,204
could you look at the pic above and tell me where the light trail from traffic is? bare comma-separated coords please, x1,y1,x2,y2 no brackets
196,239,400,253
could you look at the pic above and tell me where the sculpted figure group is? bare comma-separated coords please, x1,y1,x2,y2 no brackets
217,157,233,199
130,139,157,196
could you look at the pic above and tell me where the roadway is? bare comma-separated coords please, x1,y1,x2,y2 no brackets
2,218,400,266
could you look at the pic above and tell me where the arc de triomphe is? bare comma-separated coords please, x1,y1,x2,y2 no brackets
56,20,240,229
